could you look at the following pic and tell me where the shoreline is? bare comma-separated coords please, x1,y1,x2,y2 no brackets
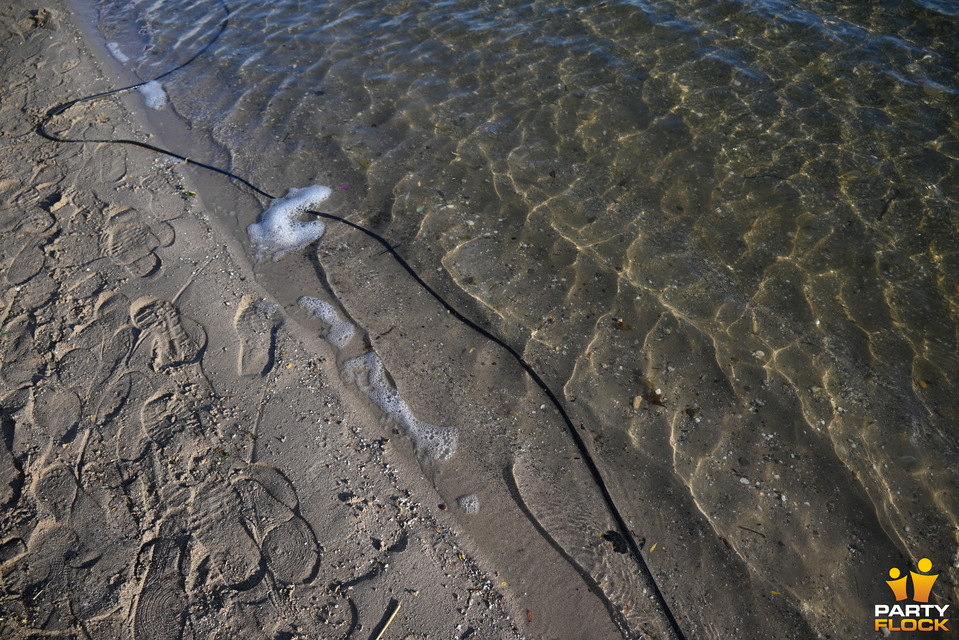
15,1,692,638
5,0,955,638
0,3,533,638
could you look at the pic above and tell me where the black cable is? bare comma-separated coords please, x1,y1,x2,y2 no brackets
36,3,687,638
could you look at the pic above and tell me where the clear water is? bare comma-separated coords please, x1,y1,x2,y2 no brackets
88,0,959,636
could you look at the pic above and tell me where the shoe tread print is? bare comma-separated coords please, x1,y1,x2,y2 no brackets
236,464,321,585
130,297,206,372
134,537,188,640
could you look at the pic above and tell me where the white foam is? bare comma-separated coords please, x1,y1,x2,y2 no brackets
343,352,458,461
298,296,355,347
107,42,130,63
457,494,480,514
138,80,167,109
247,186,331,260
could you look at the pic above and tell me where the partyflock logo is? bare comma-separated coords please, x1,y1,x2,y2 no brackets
874,558,949,632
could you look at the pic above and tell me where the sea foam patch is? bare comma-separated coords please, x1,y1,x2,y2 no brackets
298,296,355,347
247,186,331,260
107,42,130,63
343,352,458,461
457,494,480,514
138,80,168,109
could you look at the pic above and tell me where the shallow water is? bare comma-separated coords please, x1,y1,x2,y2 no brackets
86,0,958,636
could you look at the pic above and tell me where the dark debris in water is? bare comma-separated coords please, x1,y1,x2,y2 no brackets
641,378,667,407
602,530,629,554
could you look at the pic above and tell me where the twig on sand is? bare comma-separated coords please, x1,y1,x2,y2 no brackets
738,525,766,539
371,599,401,640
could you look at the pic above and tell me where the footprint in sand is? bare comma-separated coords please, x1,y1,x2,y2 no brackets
0,415,22,508
183,463,323,591
19,522,79,632
34,463,77,522
4,232,57,309
98,370,155,462
101,211,174,278
67,291,131,351
234,464,321,585
134,535,189,640
104,222,159,277
232,295,279,377
139,386,205,453
133,381,211,520
30,385,82,444
56,292,139,412
0,314,44,389
5,237,47,286
130,296,206,371
97,323,137,383
189,480,264,589
16,462,135,630
52,346,98,401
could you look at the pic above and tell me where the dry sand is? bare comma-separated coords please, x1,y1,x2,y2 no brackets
0,4,548,638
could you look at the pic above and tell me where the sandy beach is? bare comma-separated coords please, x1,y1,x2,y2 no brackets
1,3,712,639
0,4,543,638
4,1,958,639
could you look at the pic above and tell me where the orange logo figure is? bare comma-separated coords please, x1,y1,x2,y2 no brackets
886,558,940,602
911,558,939,603
886,567,909,601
